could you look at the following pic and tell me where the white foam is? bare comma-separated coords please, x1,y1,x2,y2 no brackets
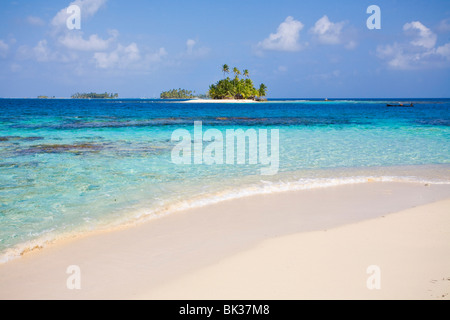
126,175,450,223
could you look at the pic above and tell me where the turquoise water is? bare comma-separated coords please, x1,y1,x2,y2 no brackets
0,98,449,261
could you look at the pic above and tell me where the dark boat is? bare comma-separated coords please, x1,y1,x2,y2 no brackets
386,103,414,107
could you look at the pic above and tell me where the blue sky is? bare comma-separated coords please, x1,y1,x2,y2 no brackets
0,0,449,98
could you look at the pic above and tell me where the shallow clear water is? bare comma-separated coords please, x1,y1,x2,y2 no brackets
0,98,449,261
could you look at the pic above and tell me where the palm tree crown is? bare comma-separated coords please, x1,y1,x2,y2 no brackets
222,64,230,78
233,67,241,78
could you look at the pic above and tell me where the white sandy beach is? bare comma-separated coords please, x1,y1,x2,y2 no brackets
0,182,449,300
144,197,450,300
181,99,260,103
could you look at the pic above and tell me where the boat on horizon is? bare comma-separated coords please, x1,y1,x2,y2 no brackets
386,103,414,107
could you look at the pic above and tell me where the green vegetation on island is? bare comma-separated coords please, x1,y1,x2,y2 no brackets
160,88,197,99
71,92,119,99
208,64,267,100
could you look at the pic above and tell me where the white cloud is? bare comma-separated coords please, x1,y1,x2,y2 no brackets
403,21,437,49
309,15,356,49
27,16,46,27
14,1,169,74
258,16,304,52
436,43,450,59
29,39,77,63
93,43,142,69
0,40,9,58
58,31,117,51
12,0,187,75
377,21,450,70
310,15,345,45
377,43,412,69
93,44,168,71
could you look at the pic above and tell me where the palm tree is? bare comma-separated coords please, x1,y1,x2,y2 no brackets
243,69,249,78
222,64,230,78
233,67,241,78
258,83,267,97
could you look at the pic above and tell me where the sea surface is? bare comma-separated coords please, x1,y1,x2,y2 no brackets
0,98,449,262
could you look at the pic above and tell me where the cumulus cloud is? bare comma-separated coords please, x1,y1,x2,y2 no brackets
0,40,9,58
93,44,168,70
32,40,74,62
309,15,356,49
93,43,140,68
16,39,77,63
310,15,345,45
258,16,304,52
58,30,117,51
377,21,450,69
403,21,437,49
39,0,113,62
13,0,187,74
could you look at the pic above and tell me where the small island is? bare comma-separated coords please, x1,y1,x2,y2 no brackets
160,65,267,102
71,92,118,99
37,96,55,99
160,89,195,99
208,64,267,101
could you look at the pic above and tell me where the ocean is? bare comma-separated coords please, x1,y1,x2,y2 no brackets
0,98,449,262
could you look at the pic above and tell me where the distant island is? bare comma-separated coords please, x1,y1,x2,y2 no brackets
37,96,55,99
208,64,267,101
71,92,118,99
160,65,267,101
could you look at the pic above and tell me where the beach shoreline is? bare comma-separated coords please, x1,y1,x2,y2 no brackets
180,98,261,103
0,181,449,300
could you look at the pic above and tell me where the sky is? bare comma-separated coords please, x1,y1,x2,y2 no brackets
0,0,449,98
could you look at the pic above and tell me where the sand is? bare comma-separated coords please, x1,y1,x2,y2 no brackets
180,99,260,103
0,181,449,300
